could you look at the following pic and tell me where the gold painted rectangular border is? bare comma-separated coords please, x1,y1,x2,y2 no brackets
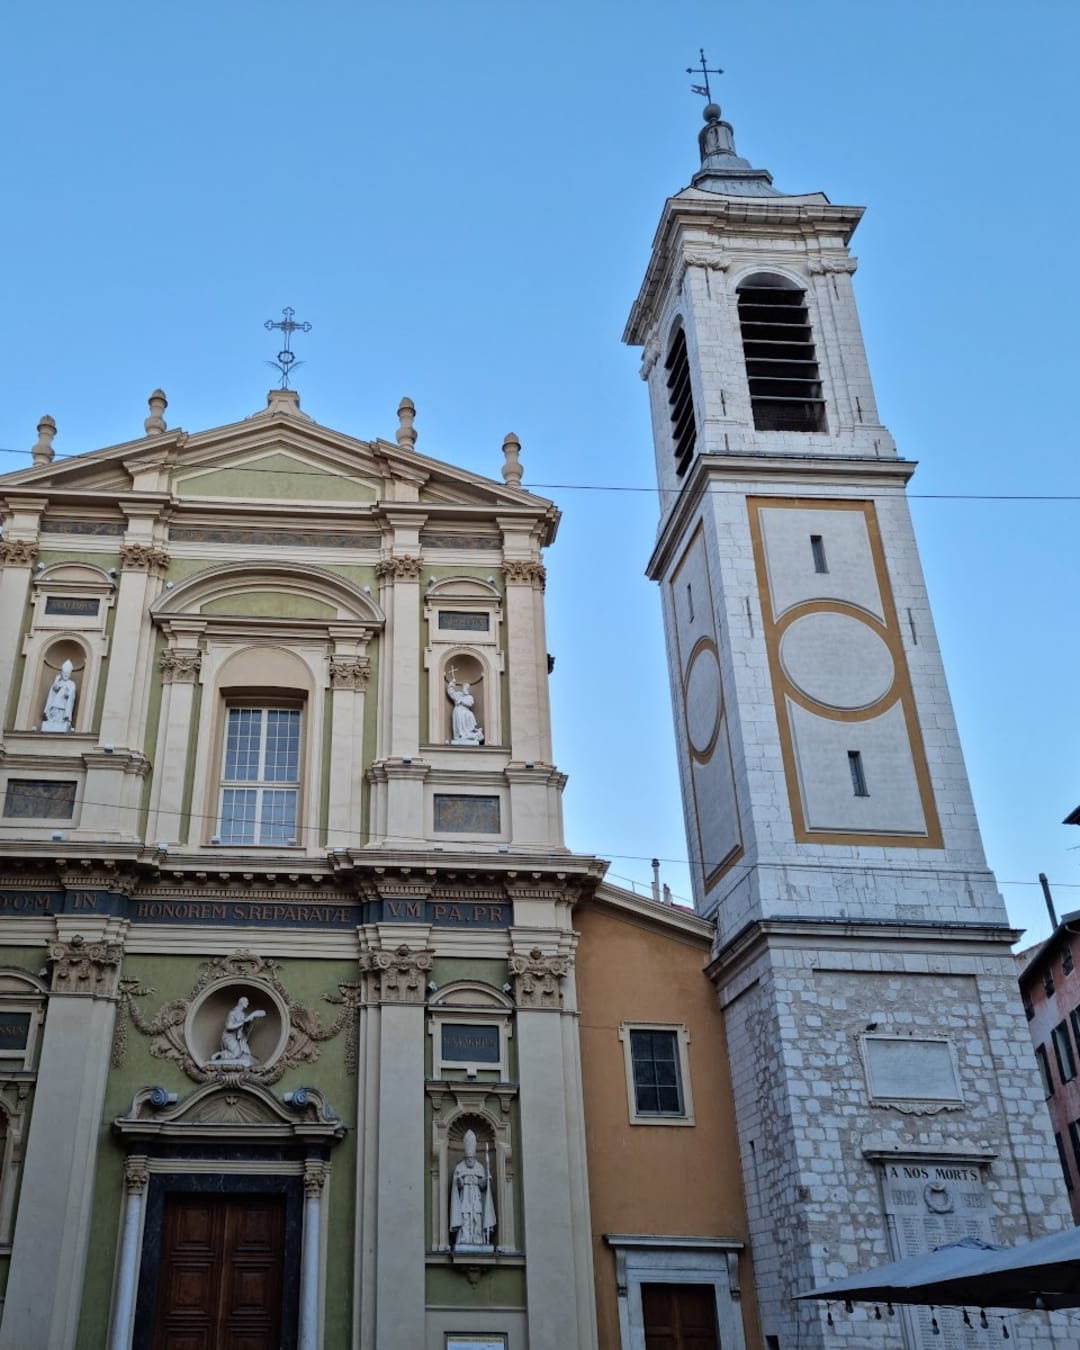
669,522,744,889
747,497,943,850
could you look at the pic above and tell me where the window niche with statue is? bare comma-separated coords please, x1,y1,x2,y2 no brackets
423,577,504,748
426,982,519,1261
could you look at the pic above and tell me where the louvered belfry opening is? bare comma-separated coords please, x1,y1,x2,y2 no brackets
665,325,697,476
738,276,826,432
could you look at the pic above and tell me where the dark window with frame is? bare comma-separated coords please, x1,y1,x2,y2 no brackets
1070,1120,1080,1177
1044,967,1056,997
810,534,828,573
665,326,698,478
1070,1008,1080,1053
1064,946,1075,976
848,750,869,797
737,276,826,433
629,1029,685,1117
1036,1044,1054,1097
1022,990,1034,1021
1053,1021,1077,1083
1056,1132,1074,1191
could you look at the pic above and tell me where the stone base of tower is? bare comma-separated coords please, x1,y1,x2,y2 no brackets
712,919,1074,1349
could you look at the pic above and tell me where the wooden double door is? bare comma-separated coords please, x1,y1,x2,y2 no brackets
642,1283,720,1350
151,1193,286,1350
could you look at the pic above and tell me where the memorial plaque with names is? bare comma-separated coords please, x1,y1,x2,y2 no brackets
881,1161,1008,1347
442,1023,500,1065
0,1012,31,1055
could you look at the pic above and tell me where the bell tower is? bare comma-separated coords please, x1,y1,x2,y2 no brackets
626,98,1070,1346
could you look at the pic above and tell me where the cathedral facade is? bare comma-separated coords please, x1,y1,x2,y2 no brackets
0,385,756,1350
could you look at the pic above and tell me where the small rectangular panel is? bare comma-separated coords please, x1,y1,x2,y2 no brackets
864,1036,963,1104
446,1339,507,1350
0,1013,31,1053
44,596,100,616
3,779,77,819
757,503,884,621
788,700,927,835
433,794,501,834
438,611,490,631
442,1023,500,1064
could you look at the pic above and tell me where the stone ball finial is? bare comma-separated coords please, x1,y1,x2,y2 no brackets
31,415,57,466
396,397,417,450
703,102,721,123
144,389,168,437
501,432,523,487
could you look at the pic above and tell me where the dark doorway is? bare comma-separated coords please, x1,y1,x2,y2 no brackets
642,1281,720,1350
151,1193,285,1350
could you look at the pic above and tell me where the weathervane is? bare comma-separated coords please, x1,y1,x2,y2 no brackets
264,307,312,389
686,48,724,103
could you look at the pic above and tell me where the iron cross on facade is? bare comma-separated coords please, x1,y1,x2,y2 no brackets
686,48,724,103
264,307,312,389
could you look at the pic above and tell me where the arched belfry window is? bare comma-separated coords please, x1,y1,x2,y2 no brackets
665,324,697,477
737,275,826,432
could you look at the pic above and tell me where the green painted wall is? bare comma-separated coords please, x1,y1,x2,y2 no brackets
77,952,360,1350
176,455,376,502
201,593,336,618
426,1264,525,1308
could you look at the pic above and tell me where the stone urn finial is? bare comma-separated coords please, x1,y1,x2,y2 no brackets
501,432,522,486
144,389,168,437
31,415,57,466
396,397,417,450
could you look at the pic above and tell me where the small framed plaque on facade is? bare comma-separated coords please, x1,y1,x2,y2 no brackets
446,1337,507,1350
861,1034,964,1112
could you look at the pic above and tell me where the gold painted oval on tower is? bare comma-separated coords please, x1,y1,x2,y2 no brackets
684,637,723,762
779,611,895,711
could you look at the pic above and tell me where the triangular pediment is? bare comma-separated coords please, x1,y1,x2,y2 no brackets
0,401,554,523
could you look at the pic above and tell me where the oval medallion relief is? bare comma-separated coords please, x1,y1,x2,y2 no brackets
684,642,722,759
779,612,895,711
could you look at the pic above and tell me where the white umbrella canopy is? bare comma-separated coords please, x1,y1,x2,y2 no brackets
795,1229,1080,1312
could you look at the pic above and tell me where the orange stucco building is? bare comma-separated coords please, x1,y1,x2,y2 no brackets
576,884,761,1350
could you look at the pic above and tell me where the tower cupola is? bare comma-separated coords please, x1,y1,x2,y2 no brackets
692,103,782,196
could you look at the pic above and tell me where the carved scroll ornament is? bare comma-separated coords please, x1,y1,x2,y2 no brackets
112,950,362,1084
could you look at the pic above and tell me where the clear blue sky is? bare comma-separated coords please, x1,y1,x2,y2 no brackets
2,1,1077,940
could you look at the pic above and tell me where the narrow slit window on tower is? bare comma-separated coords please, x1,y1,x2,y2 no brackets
686,583,695,622
810,534,827,573
665,326,697,477
848,750,868,797
737,275,826,432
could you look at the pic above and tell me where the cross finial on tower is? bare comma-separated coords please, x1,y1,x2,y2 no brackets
686,48,724,105
264,307,312,389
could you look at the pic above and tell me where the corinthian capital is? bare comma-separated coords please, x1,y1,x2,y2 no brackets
160,649,202,684
375,555,422,582
48,936,123,997
501,560,546,591
0,539,38,567
329,656,371,690
363,943,434,1004
120,542,170,574
509,947,568,1010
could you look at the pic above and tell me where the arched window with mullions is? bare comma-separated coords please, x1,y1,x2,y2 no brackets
737,274,826,432
664,322,698,477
